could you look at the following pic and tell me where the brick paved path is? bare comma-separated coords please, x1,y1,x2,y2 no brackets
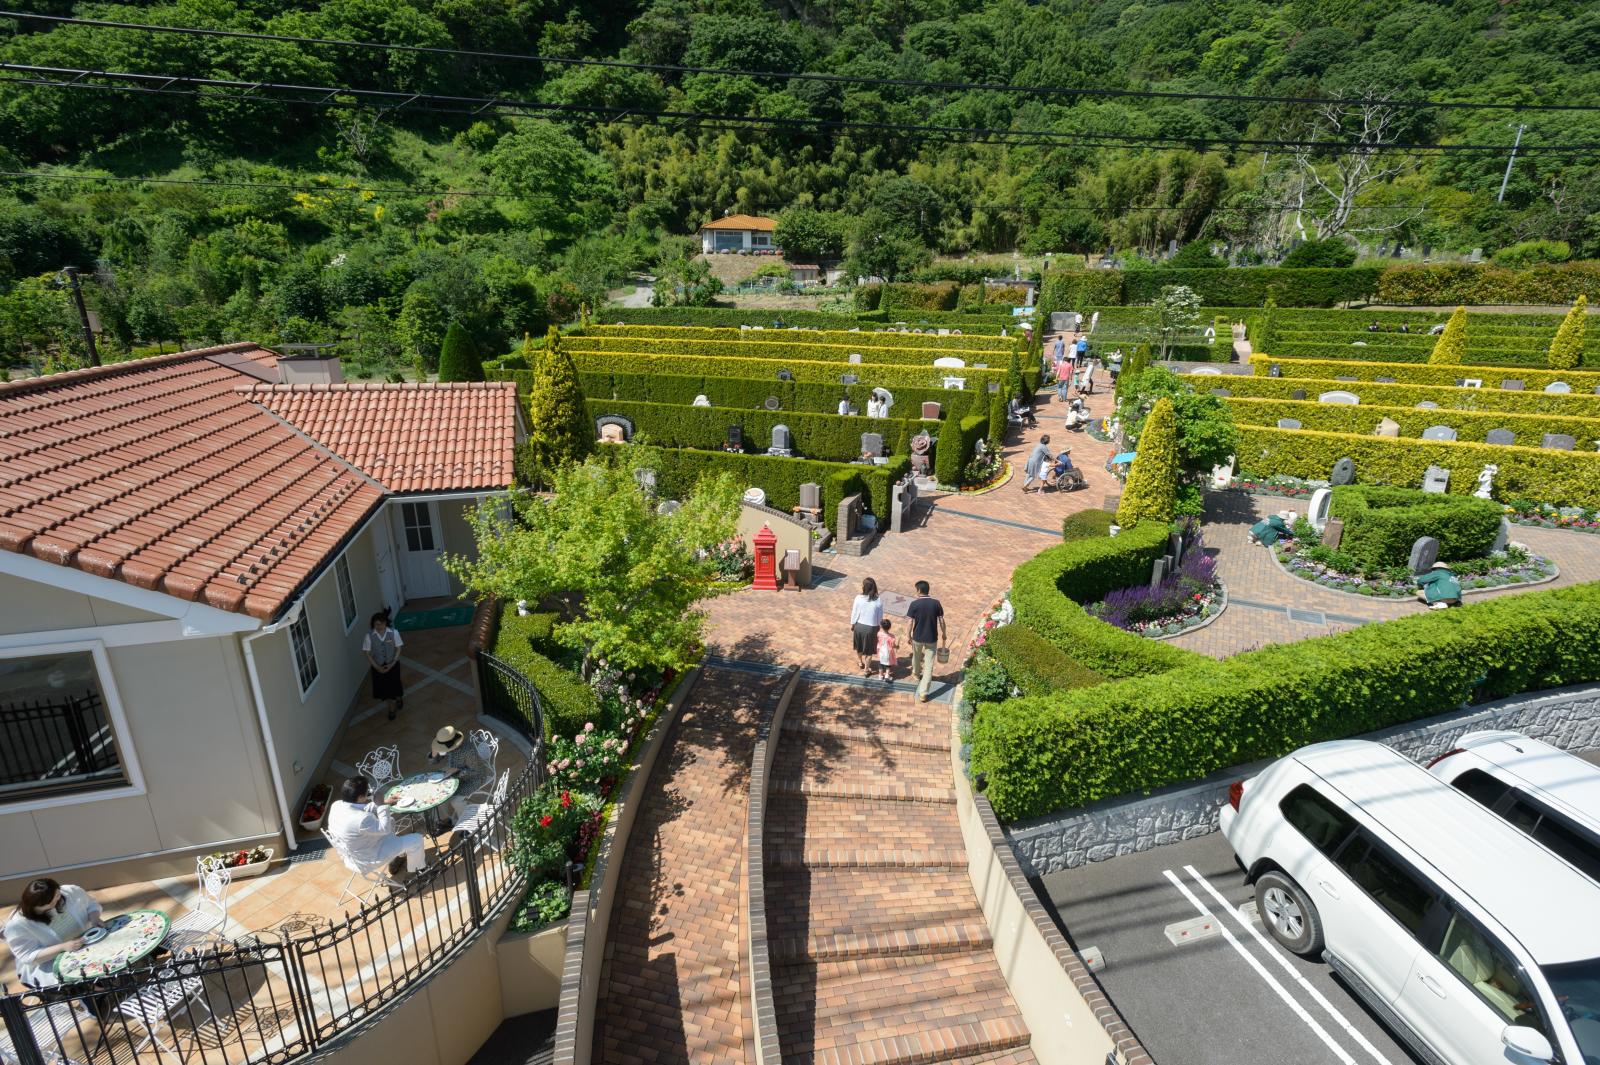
592,667,778,1065
1169,491,1600,658
767,680,1036,1064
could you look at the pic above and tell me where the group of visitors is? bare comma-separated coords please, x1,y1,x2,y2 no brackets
1049,334,1096,400
849,578,947,702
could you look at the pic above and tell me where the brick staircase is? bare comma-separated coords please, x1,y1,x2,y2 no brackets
764,681,1036,1065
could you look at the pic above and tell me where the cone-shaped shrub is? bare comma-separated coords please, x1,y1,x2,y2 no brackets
1428,306,1468,365
437,321,484,382
1117,343,1151,400
1116,396,1178,527
1548,296,1588,370
523,328,590,487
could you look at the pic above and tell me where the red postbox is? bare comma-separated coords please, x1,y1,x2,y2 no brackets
751,524,779,590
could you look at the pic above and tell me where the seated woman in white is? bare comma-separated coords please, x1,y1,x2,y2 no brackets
3,877,105,988
326,777,427,877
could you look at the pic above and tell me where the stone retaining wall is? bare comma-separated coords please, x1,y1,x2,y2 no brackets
1008,682,1600,876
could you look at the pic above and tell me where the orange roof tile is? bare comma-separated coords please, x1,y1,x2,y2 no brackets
242,382,520,494
699,214,778,232
0,346,521,622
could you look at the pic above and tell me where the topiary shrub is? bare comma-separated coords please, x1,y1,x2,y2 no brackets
492,603,601,739
934,411,962,487
1428,306,1468,365
1117,397,1178,527
1330,485,1504,570
437,321,484,382
1549,296,1588,371
1116,343,1151,400
986,623,1107,695
522,328,591,487
1061,508,1116,542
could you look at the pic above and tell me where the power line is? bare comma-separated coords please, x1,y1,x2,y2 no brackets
0,170,498,196
5,64,1596,157
5,10,1598,115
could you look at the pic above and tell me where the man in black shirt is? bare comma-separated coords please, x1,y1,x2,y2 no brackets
905,580,947,703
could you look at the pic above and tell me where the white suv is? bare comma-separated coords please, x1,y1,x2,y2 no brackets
1428,731,1600,884
1221,739,1600,1065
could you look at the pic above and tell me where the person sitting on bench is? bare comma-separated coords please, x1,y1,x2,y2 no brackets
1009,396,1037,429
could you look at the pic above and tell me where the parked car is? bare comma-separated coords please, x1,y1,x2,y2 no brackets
1427,731,1600,884
1220,739,1600,1065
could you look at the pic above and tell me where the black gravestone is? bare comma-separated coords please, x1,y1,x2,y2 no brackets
1330,458,1356,486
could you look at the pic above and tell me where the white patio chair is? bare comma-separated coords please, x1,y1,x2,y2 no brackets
453,769,511,852
321,828,402,908
164,855,231,953
114,964,215,1062
461,729,500,804
355,745,401,792
0,1000,90,1065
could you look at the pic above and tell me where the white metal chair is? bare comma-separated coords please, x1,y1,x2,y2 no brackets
321,828,402,908
468,729,499,793
164,855,231,953
114,964,215,1062
355,745,401,792
453,769,511,852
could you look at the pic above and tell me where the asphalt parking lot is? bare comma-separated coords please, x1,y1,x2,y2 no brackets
1041,831,1422,1065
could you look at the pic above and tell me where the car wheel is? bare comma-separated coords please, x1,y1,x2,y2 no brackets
1255,871,1324,956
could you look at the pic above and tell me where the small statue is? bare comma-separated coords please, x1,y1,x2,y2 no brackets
1474,464,1498,500
909,431,933,476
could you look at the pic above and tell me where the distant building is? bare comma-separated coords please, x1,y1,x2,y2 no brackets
789,264,822,283
699,213,780,254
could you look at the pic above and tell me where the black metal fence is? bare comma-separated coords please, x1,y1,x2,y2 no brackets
0,693,123,797
1,671,549,1065
476,650,546,748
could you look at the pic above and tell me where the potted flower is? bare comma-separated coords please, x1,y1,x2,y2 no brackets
207,845,274,879
299,784,332,831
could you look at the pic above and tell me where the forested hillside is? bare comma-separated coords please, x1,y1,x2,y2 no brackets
2,0,1598,371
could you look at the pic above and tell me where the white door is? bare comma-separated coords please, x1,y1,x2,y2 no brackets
395,501,450,600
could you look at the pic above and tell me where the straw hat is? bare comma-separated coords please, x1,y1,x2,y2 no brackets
431,725,466,757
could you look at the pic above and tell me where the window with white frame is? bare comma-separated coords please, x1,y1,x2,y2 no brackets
289,611,319,694
752,233,771,246
336,556,358,631
0,648,131,803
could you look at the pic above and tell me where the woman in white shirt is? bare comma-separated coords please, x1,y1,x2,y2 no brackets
3,878,105,988
362,611,406,721
850,577,885,676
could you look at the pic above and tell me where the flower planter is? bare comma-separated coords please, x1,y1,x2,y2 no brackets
299,786,331,832
208,847,274,879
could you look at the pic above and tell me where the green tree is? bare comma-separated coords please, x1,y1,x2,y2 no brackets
1149,284,1203,360
1116,343,1152,401
1256,295,1278,354
522,328,590,487
844,208,932,281
774,206,848,262
444,446,740,676
1429,306,1468,365
1170,240,1224,268
934,410,962,487
1280,238,1356,268
987,390,1006,453
1548,296,1588,370
1115,367,1236,476
437,320,483,382
397,286,448,369
1004,350,1025,407
1116,396,1178,528
485,124,616,242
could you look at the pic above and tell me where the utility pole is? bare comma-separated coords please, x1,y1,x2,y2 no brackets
61,267,101,366
1497,123,1526,204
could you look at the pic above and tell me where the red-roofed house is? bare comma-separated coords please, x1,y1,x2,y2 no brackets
0,343,524,885
698,213,780,254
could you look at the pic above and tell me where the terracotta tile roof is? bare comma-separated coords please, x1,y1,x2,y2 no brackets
699,214,779,232
0,346,521,622
241,382,520,494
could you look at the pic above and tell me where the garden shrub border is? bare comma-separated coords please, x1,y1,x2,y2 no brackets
1250,354,1600,391
583,324,1016,351
1223,396,1600,450
1189,373,1600,418
492,604,600,740
561,351,1015,391
985,623,1108,695
561,335,1012,367
581,398,914,464
1329,485,1504,569
573,370,963,422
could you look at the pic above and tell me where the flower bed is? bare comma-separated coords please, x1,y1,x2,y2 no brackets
1229,473,1316,498
1506,500,1600,534
1085,519,1223,638
1272,521,1555,597
957,451,1009,493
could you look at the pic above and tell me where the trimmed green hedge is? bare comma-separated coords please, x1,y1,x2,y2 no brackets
1375,263,1600,305
1330,485,1503,570
1061,508,1117,541
1251,355,1600,392
492,605,601,740
574,370,959,420
1224,397,1600,450
1124,267,1384,307
560,335,1009,367
1275,330,1596,353
1009,522,1205,680
972,580,1600,821
1187,372,1600,418
583,398,911,463
583,324,1016,351
881,281,961,312
1270,307,1572,331
986,623,1107,695
495,352,1009,391
1236,424,1600,509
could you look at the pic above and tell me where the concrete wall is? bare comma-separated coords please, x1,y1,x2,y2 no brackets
436,499,480,599
1009,682,1600,876
0,574,278,883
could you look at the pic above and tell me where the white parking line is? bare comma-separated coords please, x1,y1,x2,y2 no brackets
1162,869,1358,1065
1184,865,1398,1065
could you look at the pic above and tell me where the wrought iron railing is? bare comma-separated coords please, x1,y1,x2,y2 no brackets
476,649,547,749
1,676,548,1065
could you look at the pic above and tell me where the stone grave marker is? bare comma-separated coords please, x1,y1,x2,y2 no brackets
1493,518,1510,553
1501,380,1524,391
1149,557,1167,589
1486,429,1516,446
1335,376,1359,383
890,476,919,534
767,424,793,457
798,482,821,511
726,424,743,450
942,376,966,390
1321,518,1344,550
910,431,933,478
764,396,781,411
1211,387,1232,398
596,415,634,443
1277,418,1301,429
861,432,884,458
1331,457,1356,486
1409,536,1441,574
988,381,1001,392
1192,367,1223,376
1375,376,1397,384
1416,401,1440,409
1308,488,1332,532
634,468,657,497
1546,381,1573,394
1375,417,1401,438
1422,465,1450,493
848,352,862,364
841,373,859,386
1422,425,1458,442
1269,364,1282,378
1542,433,1576,450
656,499,681,516
693,394,711,407
1319,390,1360,405
933,356,966,369
1290,389,1307,401
743,486,766,506
922,401,942,420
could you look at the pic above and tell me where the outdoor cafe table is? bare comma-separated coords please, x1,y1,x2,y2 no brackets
54,910,170,982
382,771,460,836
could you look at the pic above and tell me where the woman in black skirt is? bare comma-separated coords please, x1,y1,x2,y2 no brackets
849,577,884,676
363,611,405,720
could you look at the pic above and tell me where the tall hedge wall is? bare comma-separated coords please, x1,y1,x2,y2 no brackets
1251,355,1600,392
1123,267,1385,307
1329,485,1504,569
1008,522,1205,680
1224,397,1600,450
1235,424,1600,509
560,335,1009,367
582,398,912,464
972,580,1600,821
583,324,1016,351
1192,373,1600,418
573,370,960,420
1264,341,1596,368
1375,263,1600,305
507,351,1011,390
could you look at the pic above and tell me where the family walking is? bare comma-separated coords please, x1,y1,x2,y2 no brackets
849,578,946,701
